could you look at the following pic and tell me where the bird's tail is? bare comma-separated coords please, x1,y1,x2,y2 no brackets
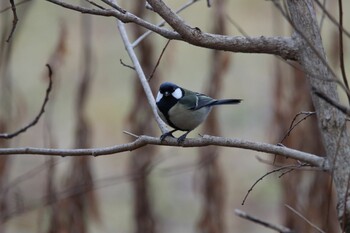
212,99,242,106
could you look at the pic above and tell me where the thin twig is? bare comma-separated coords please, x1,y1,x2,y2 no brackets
285,204,326,233
225,14,249,37
120,59,135,70
242,163,305,205
314,0,350,38
257,156,323,173
148,39,171,81
234,209,294,233
6,0,18,42
132,0,201,48
313,88,350,116
280,111,315,143
0,64,53,139
123,130,139,138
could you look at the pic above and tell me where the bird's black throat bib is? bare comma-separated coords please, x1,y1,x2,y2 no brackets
156,96,180,129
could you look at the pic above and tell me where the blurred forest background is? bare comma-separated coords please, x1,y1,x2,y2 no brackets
0,0,349,232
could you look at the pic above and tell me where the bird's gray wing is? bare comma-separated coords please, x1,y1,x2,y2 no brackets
179,92,216,110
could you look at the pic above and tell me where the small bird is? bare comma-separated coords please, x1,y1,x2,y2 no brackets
156,82,242,143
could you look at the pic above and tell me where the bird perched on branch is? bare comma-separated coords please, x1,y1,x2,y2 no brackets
156,82,242,143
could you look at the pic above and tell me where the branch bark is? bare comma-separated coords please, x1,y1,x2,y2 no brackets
0,135,328,168
116,14,168,134
45,0,298,60
146,0,298,60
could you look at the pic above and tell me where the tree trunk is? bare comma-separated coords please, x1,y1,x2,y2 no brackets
287,0,350,231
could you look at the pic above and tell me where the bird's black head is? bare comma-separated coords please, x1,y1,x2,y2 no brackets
156,82,183,103
156,82,184,126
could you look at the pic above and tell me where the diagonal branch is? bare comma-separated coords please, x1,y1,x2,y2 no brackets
285,204,326,233
0,134,328,169
115,14,168,134
313,88,350,117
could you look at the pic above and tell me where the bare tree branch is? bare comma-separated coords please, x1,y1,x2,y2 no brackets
146,0,298,60
45,0,298,60
0,135,328,168
0,64,53,139
234,209,294,233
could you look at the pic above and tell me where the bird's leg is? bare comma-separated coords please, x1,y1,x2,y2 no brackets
177,131,191,144
160,129,177,142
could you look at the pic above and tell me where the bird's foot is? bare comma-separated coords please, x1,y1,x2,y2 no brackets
177,131,190,144
160,130,176,142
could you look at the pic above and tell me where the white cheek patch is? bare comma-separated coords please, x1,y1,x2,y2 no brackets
156,92,163,102
172,88,183,99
